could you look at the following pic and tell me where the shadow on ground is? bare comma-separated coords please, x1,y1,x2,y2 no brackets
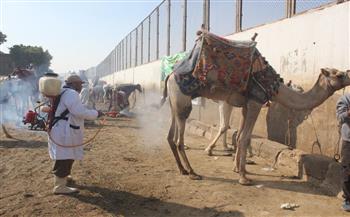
72,184,244,217
0,139,47,149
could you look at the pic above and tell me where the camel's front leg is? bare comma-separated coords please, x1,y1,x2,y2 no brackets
233,106,247,172
235,101,261,185
176,115,202,180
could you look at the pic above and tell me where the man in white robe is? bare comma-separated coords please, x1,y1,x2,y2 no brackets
48,75,103,194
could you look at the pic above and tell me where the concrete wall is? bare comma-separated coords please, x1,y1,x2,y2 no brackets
102,2,350,157
102,61,162,90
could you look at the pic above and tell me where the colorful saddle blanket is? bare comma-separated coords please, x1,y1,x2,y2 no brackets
173,31,282,103
193,32,257,92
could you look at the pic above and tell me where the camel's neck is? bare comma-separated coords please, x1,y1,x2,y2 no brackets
272,78,331,110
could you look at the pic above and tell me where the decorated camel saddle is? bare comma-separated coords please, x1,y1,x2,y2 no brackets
173,30,282,104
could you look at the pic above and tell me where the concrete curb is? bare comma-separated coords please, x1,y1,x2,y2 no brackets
186,119,342,196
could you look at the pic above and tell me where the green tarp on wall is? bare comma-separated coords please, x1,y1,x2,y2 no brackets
160,52,188,81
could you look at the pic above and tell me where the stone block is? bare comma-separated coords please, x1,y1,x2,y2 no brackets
299,154,333,181
320,161,343,196
250,138,287,163
277,149,305,177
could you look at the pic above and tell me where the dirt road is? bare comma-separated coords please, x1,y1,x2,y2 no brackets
0,102,347,217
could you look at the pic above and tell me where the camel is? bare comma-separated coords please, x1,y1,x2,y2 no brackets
204,81,306,156
160,31,350,185
108,84,142,112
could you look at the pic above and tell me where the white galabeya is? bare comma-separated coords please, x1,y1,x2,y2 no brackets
53,176,79,195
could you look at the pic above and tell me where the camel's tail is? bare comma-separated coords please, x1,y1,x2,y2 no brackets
160,74,171,108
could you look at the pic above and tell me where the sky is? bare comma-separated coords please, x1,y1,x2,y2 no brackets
0,0,162,73
0,0,333,74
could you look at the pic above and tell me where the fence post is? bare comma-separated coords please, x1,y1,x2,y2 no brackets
126,36,128,69
203,0,210,30
116,44,119,72
182,0,187,52
141,23,143,64
167,0,171,56
236,0,242,32
156,7,160,60
148,17,151,63
129,34,132,68
121,40,124,70
203,0,210,31
118,44,121,72
286,0,296,18
135,28,138,66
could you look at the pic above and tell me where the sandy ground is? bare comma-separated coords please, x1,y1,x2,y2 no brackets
0,99,348,217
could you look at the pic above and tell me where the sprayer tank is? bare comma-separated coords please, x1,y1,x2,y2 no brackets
39,76,62,97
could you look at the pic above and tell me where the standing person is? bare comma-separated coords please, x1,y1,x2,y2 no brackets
80,82,94,109
336,93,350,212
49,75,103,194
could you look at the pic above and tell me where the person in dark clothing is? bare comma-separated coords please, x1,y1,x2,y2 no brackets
108,84,142,112
336,93,350,212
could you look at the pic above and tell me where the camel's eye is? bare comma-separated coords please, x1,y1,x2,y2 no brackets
336,72,344,79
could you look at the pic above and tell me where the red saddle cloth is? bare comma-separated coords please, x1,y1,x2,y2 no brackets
192,32,257,93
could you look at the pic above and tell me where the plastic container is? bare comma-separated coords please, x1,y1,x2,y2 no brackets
39,76,62,97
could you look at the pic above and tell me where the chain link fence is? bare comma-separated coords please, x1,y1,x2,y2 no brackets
94,0,341,78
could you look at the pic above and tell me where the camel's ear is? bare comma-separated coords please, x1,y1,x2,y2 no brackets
321,68,330,77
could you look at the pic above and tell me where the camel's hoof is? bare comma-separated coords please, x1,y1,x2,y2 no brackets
180,170,189,175
232,166,239,173
204,148,213,156
246,159,256,165
223,147,233,152
238,177,253,186
189,173,202,180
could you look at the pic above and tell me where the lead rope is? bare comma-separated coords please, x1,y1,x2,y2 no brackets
48,118,106,148
2,118,106,148
333,87,346,162
272,110,294,169
284,109,294,150
333,126,341,162
309,113,323,155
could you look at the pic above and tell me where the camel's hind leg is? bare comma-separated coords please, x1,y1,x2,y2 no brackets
166,74,201,180
167,103,189,175
175,113,202,180
205,101,233,155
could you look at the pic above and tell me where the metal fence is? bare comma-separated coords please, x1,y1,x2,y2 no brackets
94,0,343,78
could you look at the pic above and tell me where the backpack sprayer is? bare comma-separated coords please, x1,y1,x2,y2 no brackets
22,73,61,131
34,73,104,148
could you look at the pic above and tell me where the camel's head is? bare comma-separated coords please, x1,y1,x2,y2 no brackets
321,68,350,92
136,84,142,93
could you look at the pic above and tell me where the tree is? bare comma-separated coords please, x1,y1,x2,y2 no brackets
0,31,6,45
9,44,52,73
